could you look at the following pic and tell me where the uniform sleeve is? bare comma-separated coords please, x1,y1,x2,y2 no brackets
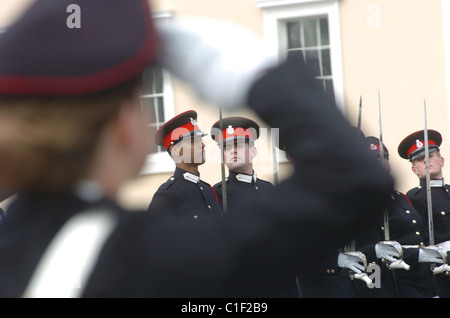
245,55,395,271
147,190,176,216
127,55,395,297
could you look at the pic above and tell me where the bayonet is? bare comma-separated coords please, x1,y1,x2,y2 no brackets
357,95,362,130
272,128,279,186
219,108,228,213
378,90,390,240
424,100,435,246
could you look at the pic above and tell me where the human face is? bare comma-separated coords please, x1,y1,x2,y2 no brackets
172,136,205,165
223,142,256,173
411,151,444,179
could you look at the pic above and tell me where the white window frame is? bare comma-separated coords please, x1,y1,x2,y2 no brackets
255,0,344,163
254,0,345,112
139,11,176,175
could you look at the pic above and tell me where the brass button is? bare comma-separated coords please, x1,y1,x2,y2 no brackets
193,215,199,220
330,269,335,274
412,220,417,224
255,186,259,190
208,205,211,209
200,186,203,190
405,210,410,214
416,231,420,235
441,211,446,216
170,177,175,180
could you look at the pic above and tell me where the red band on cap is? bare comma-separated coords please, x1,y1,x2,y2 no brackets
220,127,256,143
162,122,201,149
406,140,437,158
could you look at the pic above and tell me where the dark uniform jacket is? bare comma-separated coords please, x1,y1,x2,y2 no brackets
0,56,394,298
298,249,358,298
213,170,299,297
212,170,273,211
407,179,450,245
148,167,222,219
354,190,433,298
407,178,450,297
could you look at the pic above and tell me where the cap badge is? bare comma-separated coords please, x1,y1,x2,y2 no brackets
416,139,423,148
190,118,197,126
227,125,235,135
370,143,378,151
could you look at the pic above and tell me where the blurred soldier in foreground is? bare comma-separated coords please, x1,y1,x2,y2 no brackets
0,0,393,297
398,130,450,297
148,110,222,219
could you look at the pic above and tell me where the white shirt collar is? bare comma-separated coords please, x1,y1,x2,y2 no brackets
183,172,200,184
235,172,257,184
430,179,445,187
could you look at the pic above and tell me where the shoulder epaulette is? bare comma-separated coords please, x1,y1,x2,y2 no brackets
159,176,176,190
406,187,421,197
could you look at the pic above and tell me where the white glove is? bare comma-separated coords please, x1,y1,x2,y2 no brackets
388,259,411,270
432,264,450,275
375,241,401,263
338,251,367,274
353,272,375,288
419,246,446,264
155,18,277,110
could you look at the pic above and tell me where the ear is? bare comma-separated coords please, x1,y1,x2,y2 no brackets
411,164,419,176
170,144,183,160
441,156,445,168
250,145,257,160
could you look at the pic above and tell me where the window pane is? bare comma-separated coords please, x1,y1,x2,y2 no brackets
303,19,318,48
320,18,329,46
321,49,331,76
156,97,165,123
305,49,320,76
287,50,305,62
141,66,163,95
287,21,302,49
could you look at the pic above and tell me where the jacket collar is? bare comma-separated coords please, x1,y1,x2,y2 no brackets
174,167,200,184
419,178,445,188
229,170,257,184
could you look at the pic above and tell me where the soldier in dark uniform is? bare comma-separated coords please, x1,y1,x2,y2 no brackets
147,110,222,219
352,136,433,298
398,129,450,297
210,117,273,212
211,117,298,297
0,0,394,298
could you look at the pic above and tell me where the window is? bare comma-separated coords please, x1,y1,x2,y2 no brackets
255,0,344,162
286,17,334,98
255,0,344,109
140,65,171,154
139,12,176,175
